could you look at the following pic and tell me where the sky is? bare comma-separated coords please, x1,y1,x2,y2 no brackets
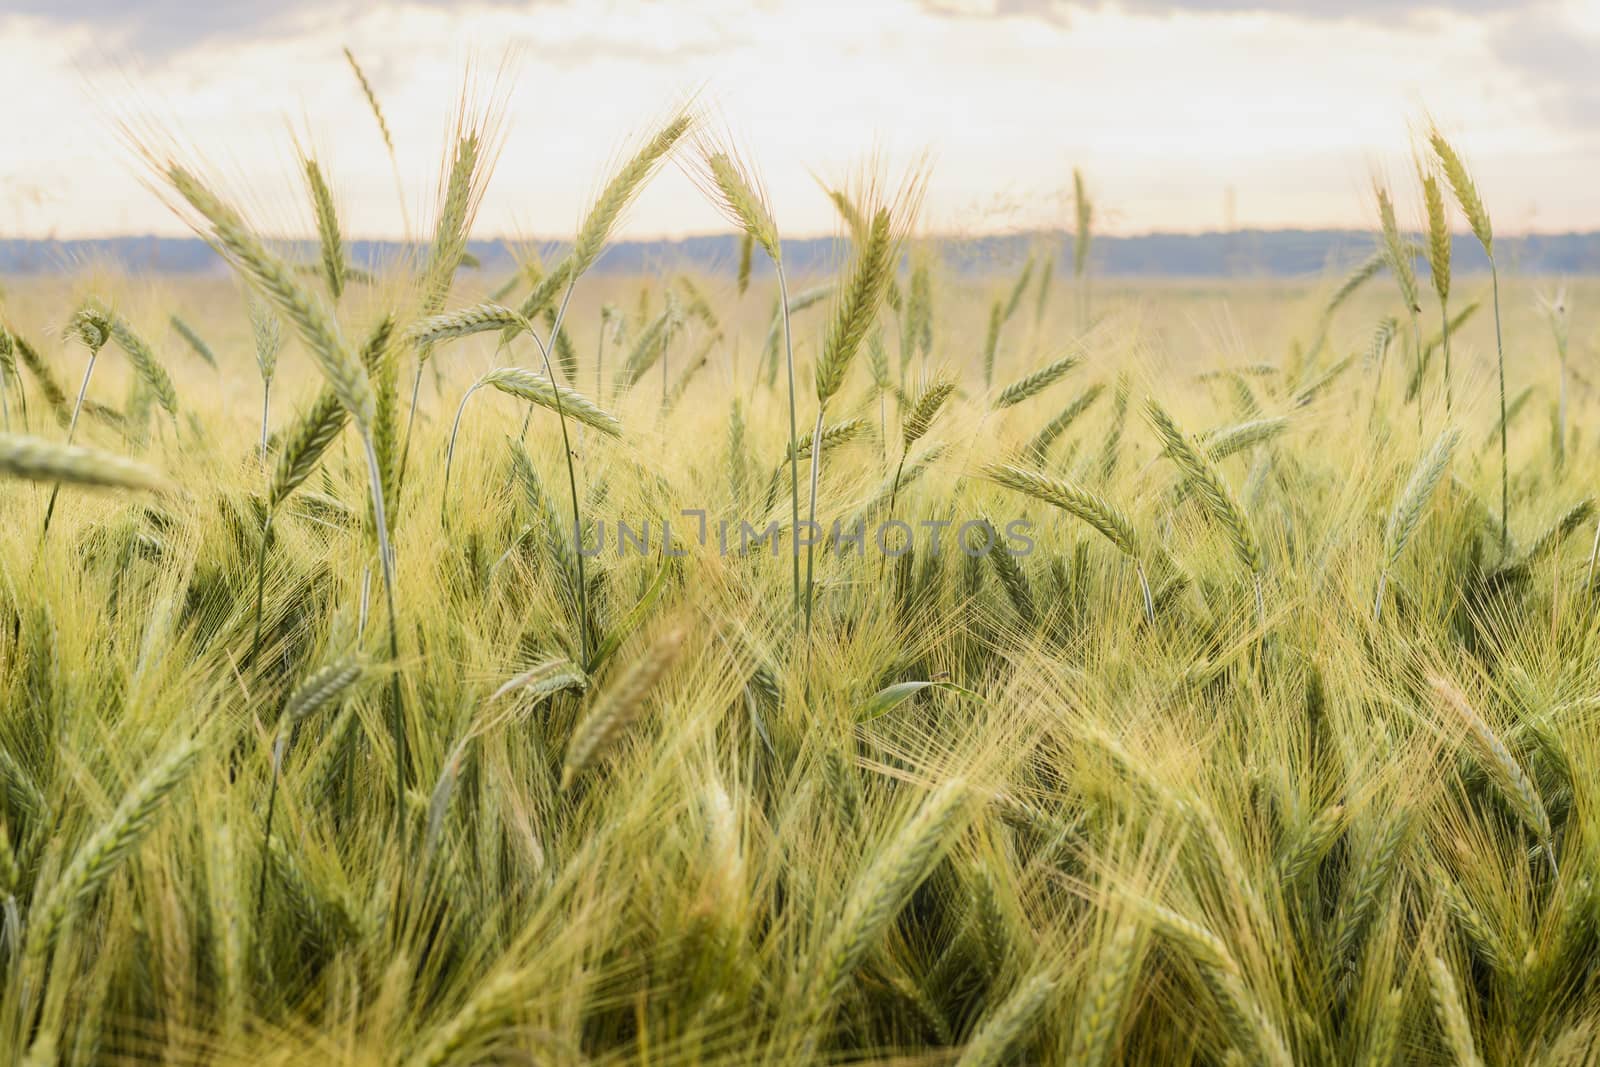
1,0,1597,241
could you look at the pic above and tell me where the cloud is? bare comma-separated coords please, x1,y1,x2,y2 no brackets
1,0,552,59
1486,11,1600,127
921,0,1539,22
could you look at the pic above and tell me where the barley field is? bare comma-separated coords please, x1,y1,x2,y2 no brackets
2,91,1599,1067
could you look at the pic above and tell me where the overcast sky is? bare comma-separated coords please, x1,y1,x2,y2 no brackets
1,0,1596,240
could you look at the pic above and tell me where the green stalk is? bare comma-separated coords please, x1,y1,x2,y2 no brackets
777,264,801,612
41,347,99,539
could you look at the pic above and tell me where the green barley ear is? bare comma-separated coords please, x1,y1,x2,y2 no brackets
561,626,686,789
1382,429,1458,567
1429,675,1556,873
26,733,203,955
736,231,755,294
903,373,956,449
1276,804,1344,886
169,314,217,368
1073,168,1093,278
1025,383,1105,462
1002,256,1035,323
1428,124,1492,257
284,657,365,726
804,778,969,1032
994,352,1080,409
1374,428,1458,618
304,157,344,301
248,297,283,384
1203,416,1289,462
1426,955,1484,1067
1323,250,1387,320
163,163,374,429
573,110,695,276
11,331,71,426
343,48,394,155
477,368,622,437
981,300,1002,387
983,460,1158,622
100,307,179,417
1374,181,1420,315
269,316,391,512
421,113,497,324
1145,398,1260,576
0,433,169,493
956,972,1056,1067
1419,162,1451,305
816,207,895,405
1064,922,1141,1067
408,302,527,346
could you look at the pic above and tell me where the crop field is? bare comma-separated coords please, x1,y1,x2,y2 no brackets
2,90,1600,1066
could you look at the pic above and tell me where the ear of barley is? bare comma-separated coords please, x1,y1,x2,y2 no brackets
1361,986,1403,1067
994,352,1080,409
572,112,694,276
501,257,574,344
816,207,895,406
343,48,394,154
100,310,178,417
1430,676,1555,872
1429,127,1491,256
1065,922,1141,1067
1323,250,1387,320
165,165,375,429
737,231,754,294
1203,415,1289,462
1382,428,1458,568
1098,373,1130,480
956,972,1056,1067
1002,256,1035,323
984,462,1139,560
1374,183,1420,315
248,297,283,383
1332,812,1408,967
304,157,344,301
488,657,588,704
27,733,202,955
408,302,527,346
284,657,365,725
806,779,969,1024
986,518,1036,624
421,129,485,323
169,314,217,368
701,150,781,263
981,300,1002,387
1145,398,1260,575
1426,956,1484,1067
560,627,686,789
1276,804,1344,886
903,375,956,448
12,333,71,426
1420,167,1451,304
1025,382,1106,461
788,416,866,463
0,433,168,494
478,367,621,437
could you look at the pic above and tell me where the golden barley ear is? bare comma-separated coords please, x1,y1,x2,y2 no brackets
1427,123,1492,257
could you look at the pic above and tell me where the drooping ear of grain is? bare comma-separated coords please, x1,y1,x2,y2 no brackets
0,433,169,493
165,164,375,429
560,627,687,789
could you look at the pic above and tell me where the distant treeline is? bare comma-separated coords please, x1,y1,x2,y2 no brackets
5,230,1600,278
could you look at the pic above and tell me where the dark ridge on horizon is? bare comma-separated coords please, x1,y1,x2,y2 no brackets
6,230,1600,278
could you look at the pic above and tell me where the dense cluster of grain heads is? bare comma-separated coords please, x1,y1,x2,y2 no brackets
0,86,1596,1067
